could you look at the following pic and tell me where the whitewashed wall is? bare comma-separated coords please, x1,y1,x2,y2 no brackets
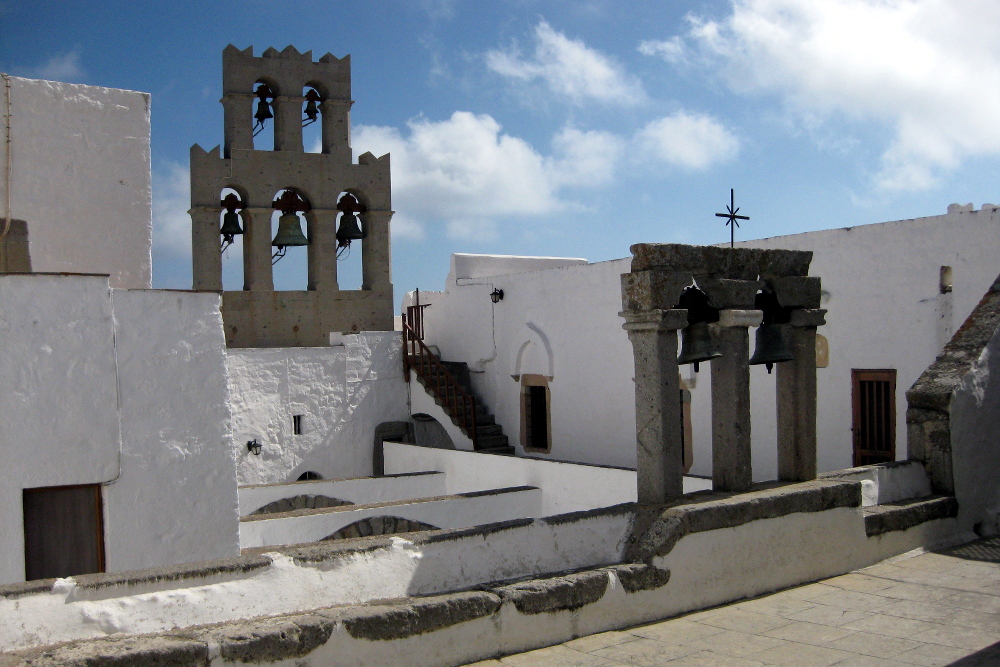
0,275,121,584
416,207,1000,480
228,332,408,485
103,289,240,571
413,254,636,468
0,77,152,288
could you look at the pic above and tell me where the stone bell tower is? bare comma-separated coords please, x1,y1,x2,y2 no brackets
190,45,393,347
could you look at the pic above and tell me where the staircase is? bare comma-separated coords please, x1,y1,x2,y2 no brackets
403,305,514,456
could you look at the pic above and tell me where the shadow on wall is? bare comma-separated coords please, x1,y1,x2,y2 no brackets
1,220,31,273
413,414,455,450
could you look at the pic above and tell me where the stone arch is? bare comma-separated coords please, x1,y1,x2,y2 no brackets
270,187,311,288
301,84,323,153
335,190,366,290
321,516,439,541
219,186,246,290
251,78,278,151
250,495,353,516
512,322,554,380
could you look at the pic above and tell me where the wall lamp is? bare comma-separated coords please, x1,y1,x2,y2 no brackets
247,438,262,456
490,288,504,304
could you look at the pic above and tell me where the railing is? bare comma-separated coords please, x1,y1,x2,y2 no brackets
402,308,479,450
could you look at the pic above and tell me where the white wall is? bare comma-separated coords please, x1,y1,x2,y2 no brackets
413,256,636,468
416,207,1000,480
228,332,409,485
103,289,240,572
0,76,152,288
0,274,121,584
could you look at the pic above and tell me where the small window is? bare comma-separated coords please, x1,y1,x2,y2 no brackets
852,369,896,466
23,484,105,580
940,266,953,294
520,374,551,453
293,414,303,435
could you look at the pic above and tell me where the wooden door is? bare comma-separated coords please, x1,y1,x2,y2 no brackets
23,484,105,581
852,369,897,466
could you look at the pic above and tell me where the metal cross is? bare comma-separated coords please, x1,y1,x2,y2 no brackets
715,188,749,248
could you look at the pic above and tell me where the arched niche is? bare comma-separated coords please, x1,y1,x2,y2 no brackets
302,84,324,153
270,187,310,290
251,79,278,151
219,186,246,290
335,190,367,290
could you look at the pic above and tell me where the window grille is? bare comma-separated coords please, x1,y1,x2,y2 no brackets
852,369,896,466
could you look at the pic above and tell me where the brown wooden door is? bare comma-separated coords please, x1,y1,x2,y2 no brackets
852,369,897,466
23,484,105,581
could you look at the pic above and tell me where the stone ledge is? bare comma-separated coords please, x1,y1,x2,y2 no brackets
331,590,501,641
494,570,609,615
863,495,959,537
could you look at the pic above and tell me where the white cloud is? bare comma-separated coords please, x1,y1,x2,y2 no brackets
20,51,85,82
390,213,426,241
637,37,687,65
152,162,191,258
354,112,623,241
486,21,646,105
662,0,1000,190
635,112,739,169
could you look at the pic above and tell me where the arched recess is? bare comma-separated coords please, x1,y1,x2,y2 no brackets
321,516,440,541
412,413,456,450
251,79,278,151
249,495,352,516
511,322,554,380
270,187,310,290
335,190,366,290
220,186,246,290
302,84,324,153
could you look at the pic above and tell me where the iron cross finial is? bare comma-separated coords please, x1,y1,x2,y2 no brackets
715,188,750,248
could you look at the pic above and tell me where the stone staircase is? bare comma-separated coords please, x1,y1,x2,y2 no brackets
414,358,514,455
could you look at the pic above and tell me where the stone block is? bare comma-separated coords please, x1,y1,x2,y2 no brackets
716,309,763,328
619,308,689,332
630,244,761,280
789,309,827,327
700,278,762,309
621,269,692,311
774,276,822,308
758,249,812,278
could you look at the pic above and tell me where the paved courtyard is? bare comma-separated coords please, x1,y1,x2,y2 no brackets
466,536,1000,667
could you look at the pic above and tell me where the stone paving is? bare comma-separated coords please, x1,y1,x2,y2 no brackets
465,536,1000,667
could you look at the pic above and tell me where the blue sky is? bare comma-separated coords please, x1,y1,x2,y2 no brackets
3,1,999,302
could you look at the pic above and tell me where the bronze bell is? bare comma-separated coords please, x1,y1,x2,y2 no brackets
749,323,795,373
336,212,365,246
220,210,243,243
271,213,309,248
254,98,273,123
677,321,723,372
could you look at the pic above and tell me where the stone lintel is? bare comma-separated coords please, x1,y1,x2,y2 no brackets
699,278,762,309
717,309,763,328
774,276,822,308
619,309,689,332
789,309,827,327
620,270,692,312
757,249,812,278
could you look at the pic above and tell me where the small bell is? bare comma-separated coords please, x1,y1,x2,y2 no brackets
271,213,309,248
303,89,321,125
677,321,723,372
254,98,273,123
336,212,365,246
749,323,795,373
220,210,243,243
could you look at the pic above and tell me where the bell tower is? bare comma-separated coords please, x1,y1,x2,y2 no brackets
190,45,394,347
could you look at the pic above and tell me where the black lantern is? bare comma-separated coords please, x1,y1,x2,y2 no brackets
490,288,504,303
247,438,262,456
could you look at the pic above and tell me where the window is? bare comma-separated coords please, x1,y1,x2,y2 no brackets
852,369,897,466
520,374,551,453
23,484,105,581
293,414,303,435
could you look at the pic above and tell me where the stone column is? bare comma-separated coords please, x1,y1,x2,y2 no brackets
776,309,825,481
191,206,222,291
621,309,689,503
321,99,353,162
273,95,303,152
222,94,253,155
361,210,393,292
711,309,762,492
307,209,338,291
242,207,274,291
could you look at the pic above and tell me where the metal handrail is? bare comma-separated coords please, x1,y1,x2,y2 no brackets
402,312,479,450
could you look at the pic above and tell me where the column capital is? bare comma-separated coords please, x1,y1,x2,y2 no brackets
619,309,689,332
717,309,763,328
789,308,827,327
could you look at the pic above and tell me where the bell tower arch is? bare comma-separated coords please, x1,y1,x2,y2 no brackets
190,45,394,347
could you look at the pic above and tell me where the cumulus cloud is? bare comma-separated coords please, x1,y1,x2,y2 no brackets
354,112,623,241
635,112,739,169
650,0,1000,190
152,162,191,258
19,51,85,82
486,21,646,105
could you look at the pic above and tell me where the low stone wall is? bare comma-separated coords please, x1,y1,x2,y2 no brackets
239,472,446,516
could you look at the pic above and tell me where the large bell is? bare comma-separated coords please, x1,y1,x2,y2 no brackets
677,321,723,372
749,323,795,373
336,212,365,246
220,210,243,242
271,213,309,248
254,98,273,123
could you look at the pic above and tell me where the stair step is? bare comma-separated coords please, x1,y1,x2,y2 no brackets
863,495,958,537
478,445,516,456
477,434,509,449
476,423,502,436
